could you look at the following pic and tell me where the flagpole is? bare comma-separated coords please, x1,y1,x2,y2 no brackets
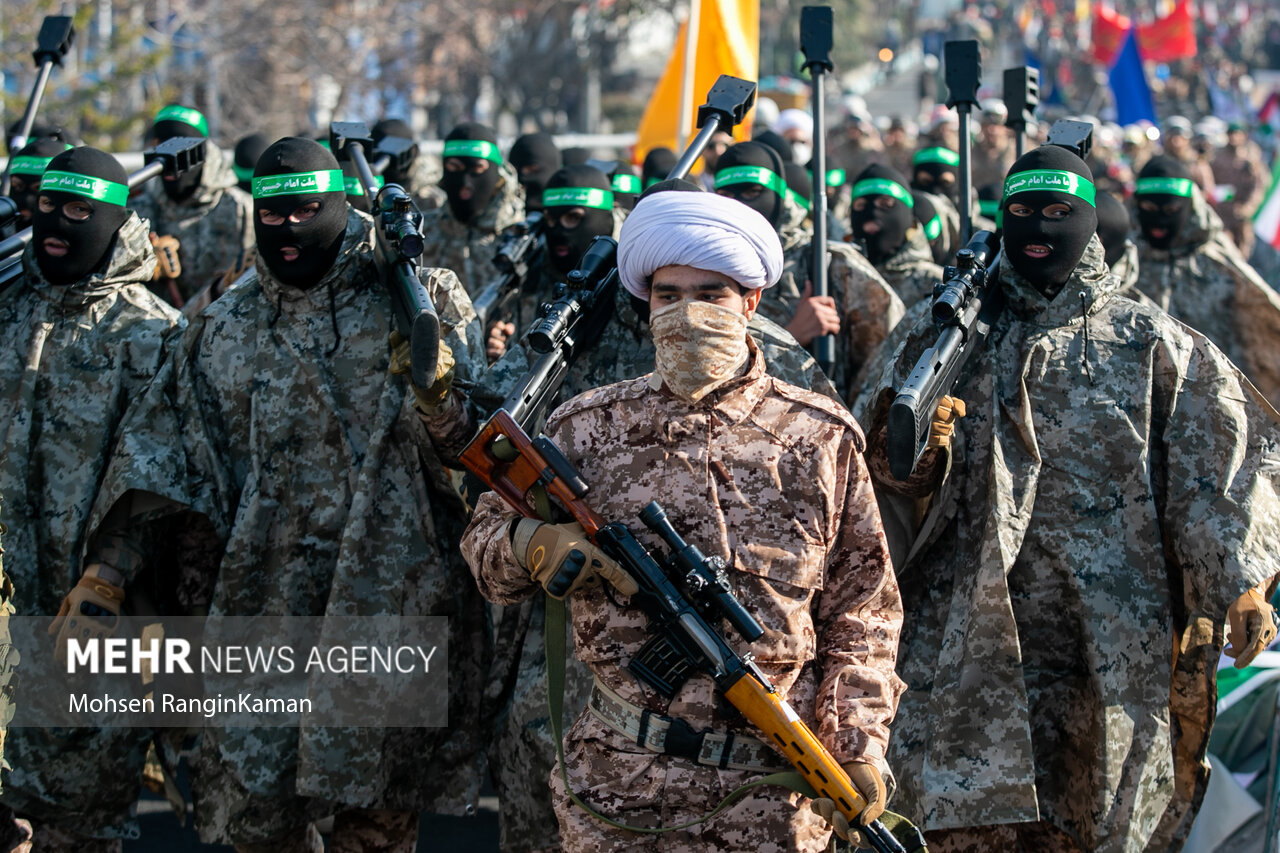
677,0,702,152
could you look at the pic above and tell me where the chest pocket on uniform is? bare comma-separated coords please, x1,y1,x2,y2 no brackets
731,540,822,664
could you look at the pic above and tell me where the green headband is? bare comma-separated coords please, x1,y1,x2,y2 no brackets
914,147,960,167
232,163,254,182
442,139,503,164
1002,169,1096,206
714,165,787,195
923,214,942,240
39,170,129,206
643,176,663,189
807,168,847,187
611,173,641,194
1135,176,1194,197
978,199,1000,217
154,105,209,137
9,153,66,177
344,174,385,196
851,178,914,208
542,187,614,210
252,169,344,198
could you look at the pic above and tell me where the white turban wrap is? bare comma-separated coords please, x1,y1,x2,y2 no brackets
616,191,784,299
772,108,813,139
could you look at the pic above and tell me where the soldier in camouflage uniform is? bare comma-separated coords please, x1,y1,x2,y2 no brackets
1209,122,1270,257
1133,156,1280,406
508,133,561,216
713,142,902,400
0,147,183,851
848,164,944,309
419,122,525,295
130,105,255,309
4,137,73,227
85,138,488,851
463,190,904,852
470,180,844,853
1094,190,1141,296
856,145,1280,853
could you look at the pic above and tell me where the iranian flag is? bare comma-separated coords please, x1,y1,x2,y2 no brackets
1254,154,1280,251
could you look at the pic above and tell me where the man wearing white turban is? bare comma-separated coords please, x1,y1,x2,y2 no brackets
462,190,905,852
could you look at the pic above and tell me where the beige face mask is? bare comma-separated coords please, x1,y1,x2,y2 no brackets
649,300,750,403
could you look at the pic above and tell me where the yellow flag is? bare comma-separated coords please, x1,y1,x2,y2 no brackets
633,0,759,167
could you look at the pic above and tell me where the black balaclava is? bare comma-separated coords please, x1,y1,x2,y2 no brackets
641,147,677,189
371,118,418,186
233,133,270,195
714,141,786,230
1135,156,1194,250
849,164,916,265
912,146,961,206
6,120,55,154
32,147,131,286
1000,144,1098,300
439,122,503,224
783,162,812,212
610,163,641,211
252,137,348,289
542,165,615,276
561,147,590,167
7,137,74,224
509,133,561,213
149,105,208,203
753,130,795,164
1094,190,1131,268
912,190,949,264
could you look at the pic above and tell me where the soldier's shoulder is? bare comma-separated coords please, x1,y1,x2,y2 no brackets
765,379,865,448
112,284,185,325
548,375,650,423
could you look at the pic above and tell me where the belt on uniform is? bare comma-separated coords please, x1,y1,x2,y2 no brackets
587,678,789,773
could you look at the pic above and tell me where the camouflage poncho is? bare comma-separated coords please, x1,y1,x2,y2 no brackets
1135,185,1280,407
859,235,1280,851
0,212,182,837
89,208,489,845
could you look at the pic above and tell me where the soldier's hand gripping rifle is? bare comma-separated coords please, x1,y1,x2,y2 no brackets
459,410,913,853
330,122,440,389
1,15,75,196
0,136,207,294
885,120,1094,481
487,75,758,435
472,211,546,330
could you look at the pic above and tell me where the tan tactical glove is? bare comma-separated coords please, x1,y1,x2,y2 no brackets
512,520,638,599
926,395,966,450
808,761,887,848
389,330,455,414
149,233,182,281
1224,579,1278,668
48,564,126,668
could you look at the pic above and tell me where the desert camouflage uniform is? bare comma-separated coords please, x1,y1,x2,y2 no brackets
875,226,944,309
469,283,844,852
419,161,526,295
856,235,1280,851
88,209,489,847
763,198,903,400
129,142,255,305
1209,140,1268,256
0,214,181,843
1135,185,1280,406
463,338,904,852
